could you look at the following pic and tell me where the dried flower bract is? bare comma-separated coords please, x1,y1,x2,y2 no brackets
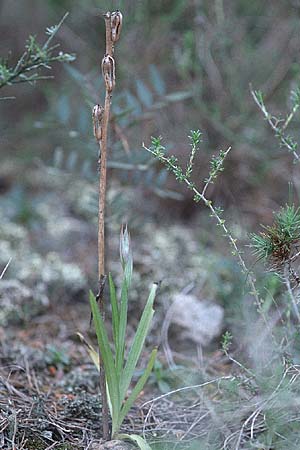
111,11,123,43
101,54,115,93
92,104,104,141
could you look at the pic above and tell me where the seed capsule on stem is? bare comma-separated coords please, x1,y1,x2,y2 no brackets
102,54,115,93
92,104,104,141
111,10,123,43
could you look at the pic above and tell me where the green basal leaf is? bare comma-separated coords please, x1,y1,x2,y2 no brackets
89,291,120,425
117,348,157,434
120,225,133,284
120,283,158,401
116,276,129,376
109,273,120,347
117,434,152,450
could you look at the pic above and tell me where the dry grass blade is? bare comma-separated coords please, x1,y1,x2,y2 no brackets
0,258,11,280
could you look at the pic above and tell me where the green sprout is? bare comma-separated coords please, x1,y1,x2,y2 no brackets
221,331,233,353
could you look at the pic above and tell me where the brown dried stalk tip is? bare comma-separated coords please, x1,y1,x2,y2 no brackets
111,11,123,43
103,11,111,19
92,104,104,141
102,54,115,93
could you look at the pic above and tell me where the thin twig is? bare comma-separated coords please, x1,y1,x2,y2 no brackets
0,14,74,90
140,376,233,407
202,146,231,197
251,88,300,162
0,258,12,280
284,264,300,323
144,143,262,309
235,367,289,450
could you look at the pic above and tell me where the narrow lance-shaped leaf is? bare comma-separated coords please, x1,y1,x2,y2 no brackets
116,275,129,376
109,273,119,347
116,226,133,375
120,283,158,401
116,348,157,436
120,225,133,285
117,434,152,450
89,291,120,425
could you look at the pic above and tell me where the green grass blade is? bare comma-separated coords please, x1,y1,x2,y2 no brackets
120,283,158,401
120,225,133,286
115,258,134,376
117,434,152,450
116,227,134,375
117,348,157,433
89,290,120,425
115,276,129,376
109,273,119,347
124,255,133,286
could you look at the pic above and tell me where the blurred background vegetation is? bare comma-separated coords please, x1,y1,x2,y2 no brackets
2,0,300,218
1,0,300,334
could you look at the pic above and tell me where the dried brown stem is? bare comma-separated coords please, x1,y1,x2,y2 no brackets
92,10,121,441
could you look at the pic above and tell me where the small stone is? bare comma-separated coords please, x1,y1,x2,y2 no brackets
171,294,224,346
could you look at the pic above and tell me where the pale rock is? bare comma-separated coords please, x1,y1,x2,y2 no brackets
171,294,224,346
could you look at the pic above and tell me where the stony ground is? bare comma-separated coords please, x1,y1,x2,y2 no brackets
0,161,236,449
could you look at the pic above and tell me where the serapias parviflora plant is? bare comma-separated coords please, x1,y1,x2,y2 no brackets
89,11,158,448
92,9,123,440
89,226,158,447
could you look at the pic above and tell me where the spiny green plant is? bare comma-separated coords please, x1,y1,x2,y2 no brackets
250,204,300,324
250,82,300,325
250,204,300,263
144,132,261,308
0,13,75,94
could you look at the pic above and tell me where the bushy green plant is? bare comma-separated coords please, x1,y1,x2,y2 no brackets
250,204,300,262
